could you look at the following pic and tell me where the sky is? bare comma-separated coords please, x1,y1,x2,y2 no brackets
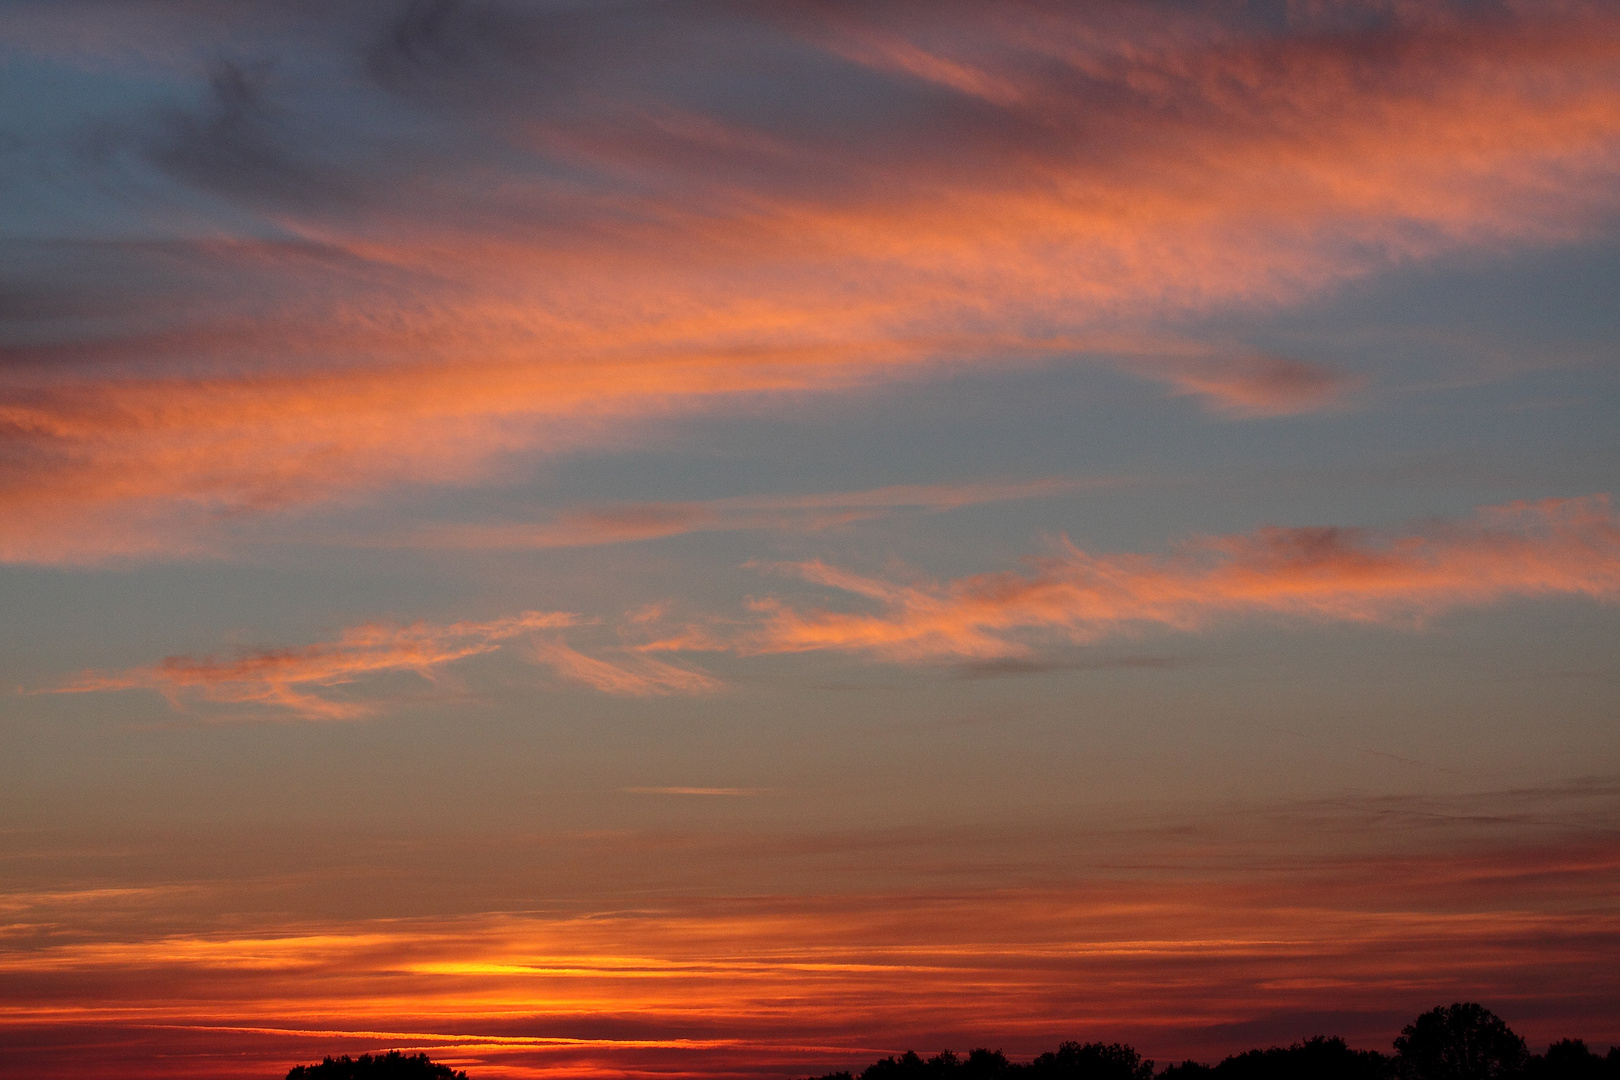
1,1,1618,1077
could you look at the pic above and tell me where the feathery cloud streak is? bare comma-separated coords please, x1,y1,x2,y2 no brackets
51,612,581,720
529,639,722,698
50,611,718,719
745,496,1620,660
4,2,1620,559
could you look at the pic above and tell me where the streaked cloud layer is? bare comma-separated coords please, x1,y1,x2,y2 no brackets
3,0,1618,559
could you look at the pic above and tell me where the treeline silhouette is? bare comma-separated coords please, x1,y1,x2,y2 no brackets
286,1050,466,1079
803,1004,1619,1080
284,1004,1618,1080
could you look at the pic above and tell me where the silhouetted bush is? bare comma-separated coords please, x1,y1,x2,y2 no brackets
286,1050,468,1080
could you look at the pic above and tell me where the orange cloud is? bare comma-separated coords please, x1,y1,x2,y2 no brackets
744,496,1620,660
51,611,580,720
4,4,1619,561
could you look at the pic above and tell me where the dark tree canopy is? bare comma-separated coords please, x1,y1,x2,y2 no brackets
800,1014,1620,1080
287,1006,1620,1080
1395,1003,1530,1080
859,1050,953,1080
961,1048,1015,1080
1026,1041,1155,1080
1160,1035,1392,1080
286,1050,468,1080
1525,1040,1620,1080
840,1043,1153,1080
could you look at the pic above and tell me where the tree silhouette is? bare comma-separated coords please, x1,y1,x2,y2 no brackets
797,1016,1620,1080
1159,1035,1391,1079
1394,1003,1529,1080
279,1007,1620,1080
1525,1039,1620,1080
1023,1041,1154,1080
860,1049,969,1080
961,1048,1014,1080
285,1050,468,1079
816,1043,1149,1080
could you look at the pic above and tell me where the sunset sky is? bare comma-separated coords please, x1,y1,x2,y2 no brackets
2,1,1619,1077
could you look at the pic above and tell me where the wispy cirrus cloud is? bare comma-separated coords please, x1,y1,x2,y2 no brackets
49,611,582,720
740,496,1620,661
46,610,714,719
530,639,721,698
3,2,1619,560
